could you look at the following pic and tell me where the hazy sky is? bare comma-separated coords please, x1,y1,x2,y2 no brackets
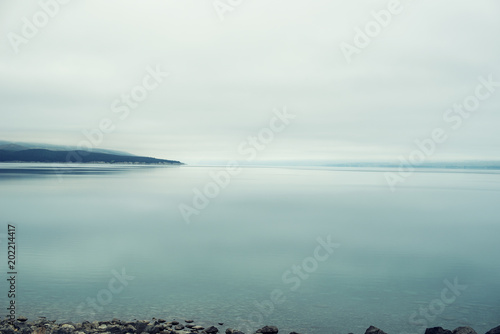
1,0,499,164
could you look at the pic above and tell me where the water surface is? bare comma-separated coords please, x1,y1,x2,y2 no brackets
0,163,499,334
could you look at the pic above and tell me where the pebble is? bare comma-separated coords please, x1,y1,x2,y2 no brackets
1,318,497,334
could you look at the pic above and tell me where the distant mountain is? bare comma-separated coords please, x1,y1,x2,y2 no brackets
0,149,183,165
0,141,134,156
0,143,27,151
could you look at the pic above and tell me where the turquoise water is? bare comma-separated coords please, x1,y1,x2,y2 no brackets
0,164,499,334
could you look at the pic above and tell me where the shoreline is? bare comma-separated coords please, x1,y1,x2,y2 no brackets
1,318,499,334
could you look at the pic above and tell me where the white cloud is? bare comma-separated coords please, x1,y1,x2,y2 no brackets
1,0,499,164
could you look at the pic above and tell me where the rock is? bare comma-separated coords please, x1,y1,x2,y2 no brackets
17,317,28,322
1,327,16,334
425,328,452,334
452,327,477,334
185,320,194,323
186,324,195,329
133,321,148,333
365,326,387,334
33,327,47,334
78,323,91,330
172,321,179,325
205,326,219,333
123,325,137,333
174,325,184,330
257,326,278,334
107,325,122,333
53,324,76,334
18,324,32,334
99,325,109,330
192,326,205,330
158,320,167,324
143,324,156,334
486,326,500,334
218,323,224,326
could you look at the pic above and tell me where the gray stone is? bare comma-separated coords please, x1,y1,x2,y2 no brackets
107,325,123,333
257,326,278,334
452,327,477,334
205,326,219,334
425,328,452,334
486,326,500,334
53,324,77,334
133,322,148,333
123,325,137,334
365,326,387,334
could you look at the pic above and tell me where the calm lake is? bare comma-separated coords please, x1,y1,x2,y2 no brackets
0,164,499,334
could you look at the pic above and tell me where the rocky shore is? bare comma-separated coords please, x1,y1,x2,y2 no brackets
0,318,499,334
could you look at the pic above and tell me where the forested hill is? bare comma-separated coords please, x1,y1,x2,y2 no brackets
0,149,183,165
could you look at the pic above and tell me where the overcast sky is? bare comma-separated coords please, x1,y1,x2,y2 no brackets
1,0,499,165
